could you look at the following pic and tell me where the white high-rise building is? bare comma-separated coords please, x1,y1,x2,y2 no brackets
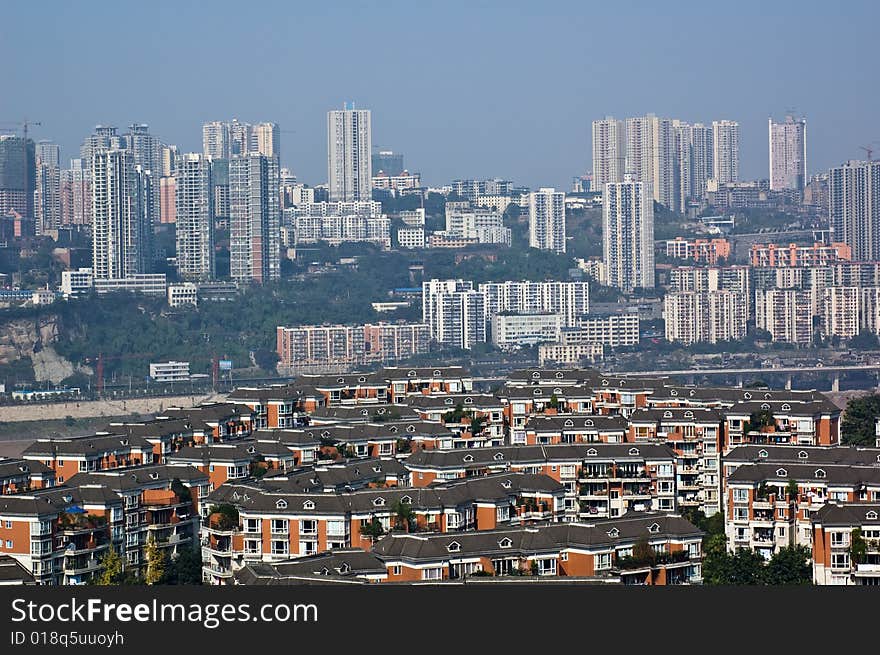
820,286,860,339
60,159,91,226
626,114,676,211
664,291,747,344
528,188,566,253
603,180,655,291
828,160,880,262
203,121,231,160
327,104,372,202
421,279,486,350
230,154,280,283
125,124,162,229
479,281,589,326
34,142,61,235
755,288,813,344
769,115,807,191
174,154,214,281
712,120,739,185
690,123,714,201
253,122,281,159
592,117,626,191
91,149,150,280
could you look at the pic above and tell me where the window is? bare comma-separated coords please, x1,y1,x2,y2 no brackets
391,565,401,576
831,553,850,570
5,540,11,549
535,558,557,576
688,542,700,558
271,540,289,556
733,489,748,503
327,520,345,537
734,507,748,521
830,532,849,547
422,567,442,580
300,520,317,536
596,553,612,570
496,506,511,522
4,520,12,529
561,552,568,562
244,518,260,533
271,519,288,534
244,540,260,554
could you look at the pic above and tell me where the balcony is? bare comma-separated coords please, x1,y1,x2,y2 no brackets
63,558,102,576
58,514,108,535
205,563,234,578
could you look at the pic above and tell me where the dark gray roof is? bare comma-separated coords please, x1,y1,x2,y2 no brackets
66,464,208,492
811,502,880,527
727,462,880,486
307,405,420,423
22,433,153,457
525,414,628,432
372,513,702,561
165,443,256,465
404,443,676,470
290,421,452,444
0,555,35,584
160,402,253,423
0,486,118,517
405,394,503,410
628,407,722,423
107,418,201,439
379,366,471,380
0,458,52,478
256,429,321,447
725,444,880,467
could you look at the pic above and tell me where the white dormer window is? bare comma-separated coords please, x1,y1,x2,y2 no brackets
149,472,159,480
663,411,673,418
553,388,562,394
444,397,454,405
782,403,791,411
758,449,768,458
463,455,474,463
361,409,369,415
401,495,412,504
607,528,619,538
464,397,473,405
684,411,694,419
761,403,770,410
390,426,398,432
867,511,879,520
602,380,609,386
648,523,660,534
584,419,594,427
744,393,752,400
586,448,598,456
408,370,416,377
339,563,350,574
303,500,315,510
670,390,678,396
534,389,543,396
276,499,288,509
373,466,382,473
555,372,564,379
493,453,505,461
814,469,826,479
689,390,696,397
499,537,513,548
776,468,788,478
407,425,415,433
532,372,541,379
247,446,256,454
358,376,366,383
447,541,461,552
232,492,241,501
373,497,386,507
337,377,345,383
501,480,512,489
564,420,574,427
798,451,809,459
433,370,440,377
628,447,640,456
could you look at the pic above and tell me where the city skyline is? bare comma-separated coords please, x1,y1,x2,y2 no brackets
1,1,876,190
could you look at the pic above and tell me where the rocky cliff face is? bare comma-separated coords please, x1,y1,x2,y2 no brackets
0,315,91,384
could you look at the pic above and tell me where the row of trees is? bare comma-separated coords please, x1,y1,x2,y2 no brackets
92,540,202,585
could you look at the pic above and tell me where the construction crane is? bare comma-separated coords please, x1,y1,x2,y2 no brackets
87,352,152,394
860,141,880,162
0,118,42,141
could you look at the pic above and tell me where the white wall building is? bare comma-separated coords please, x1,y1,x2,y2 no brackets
755,289,813,344
712,120,740,185
168,282,198,308
327,104,372,202
603,180,655,291
149,361,190,383
769,115,807,191
174,153,214,281
592,117,626,191
490,313,563,348
528,188,566,253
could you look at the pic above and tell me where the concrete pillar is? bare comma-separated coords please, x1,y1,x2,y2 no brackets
785,374,792,391
831,374,840,393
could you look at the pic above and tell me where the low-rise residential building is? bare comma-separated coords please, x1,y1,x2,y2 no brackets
167,282,198,308
538,343,604,366
490,312,563,348
812,502,880,585
665,237,731,265
149,361,190,383
664,291,748,344
750,242,851,268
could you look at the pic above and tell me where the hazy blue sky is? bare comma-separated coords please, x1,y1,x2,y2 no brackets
1,0,876,189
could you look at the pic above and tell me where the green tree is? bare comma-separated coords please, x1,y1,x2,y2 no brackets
144,535,167,585
632,537,656,567
850,330,880,351
390,500,416,532
94,546,125,585
851,528,867,565
162,546,203,585
703,548,766,585
763,546,812,585
841,394,880,446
